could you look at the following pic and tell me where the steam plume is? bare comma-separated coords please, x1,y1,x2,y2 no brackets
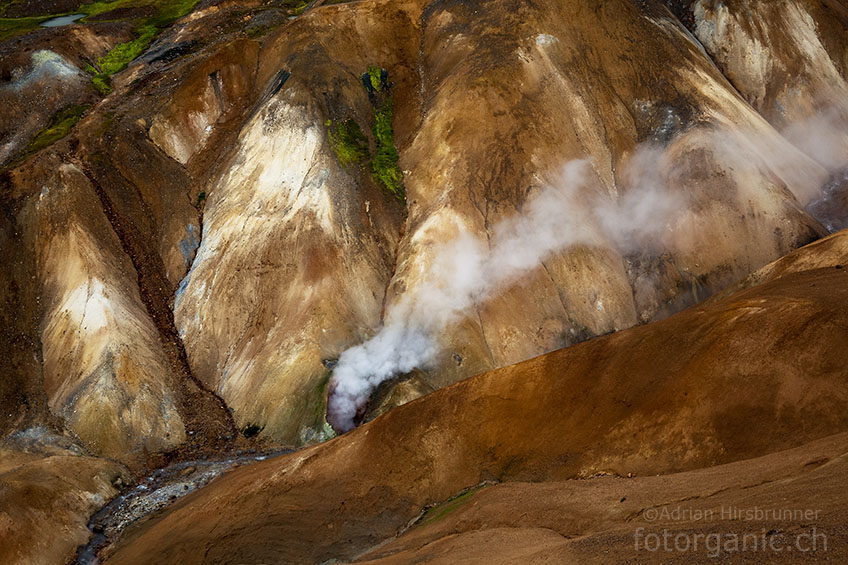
327,157,683,432
327,110,848,433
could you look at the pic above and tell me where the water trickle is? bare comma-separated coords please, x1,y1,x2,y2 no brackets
75,450,289,564
40,14,85,28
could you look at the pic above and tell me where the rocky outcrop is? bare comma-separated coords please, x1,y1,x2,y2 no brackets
33,157,188,462
689,0,848,231
147,39,260,166
390,0,826,379
692,0,848,135
172,0,417,442
2,132,237,466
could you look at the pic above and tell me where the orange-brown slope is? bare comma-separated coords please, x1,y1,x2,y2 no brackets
714,228,848,299
106,234,848,564
358,431,848,563
0,437,128,565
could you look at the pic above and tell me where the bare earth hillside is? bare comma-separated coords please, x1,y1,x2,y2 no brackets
0,0,846,562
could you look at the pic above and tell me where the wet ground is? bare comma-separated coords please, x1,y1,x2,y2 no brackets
75,449,290,564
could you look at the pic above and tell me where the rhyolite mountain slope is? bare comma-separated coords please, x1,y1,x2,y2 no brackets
0,0,847,562
6,0,845,450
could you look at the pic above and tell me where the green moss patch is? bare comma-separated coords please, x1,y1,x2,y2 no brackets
419,486,485,526
82,0,201,93
371,98,404,203
363,65,404,203
24,104,88,156
367,64,382,92
327,118,369,166
327,65,405,203
98,22,156,73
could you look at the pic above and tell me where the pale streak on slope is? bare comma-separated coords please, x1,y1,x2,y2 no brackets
37,165,186,461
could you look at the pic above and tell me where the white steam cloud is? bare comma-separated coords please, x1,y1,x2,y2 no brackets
327,111,848,433
327,155,684,432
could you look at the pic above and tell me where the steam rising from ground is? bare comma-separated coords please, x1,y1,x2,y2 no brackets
327,156,685,432
327,112,848,433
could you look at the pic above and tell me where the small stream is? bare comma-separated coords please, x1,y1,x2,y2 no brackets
40,14,85,27
75,449,289,564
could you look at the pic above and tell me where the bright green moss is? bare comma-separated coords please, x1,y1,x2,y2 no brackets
24,104,88,155
327,118,370,166
367,65,382,92
82,0,201,94
91,73,112,94
371,98,405,203
96,22,156,76
329,65,405,203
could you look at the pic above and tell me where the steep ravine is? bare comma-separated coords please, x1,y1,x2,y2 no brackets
78,162,237,459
